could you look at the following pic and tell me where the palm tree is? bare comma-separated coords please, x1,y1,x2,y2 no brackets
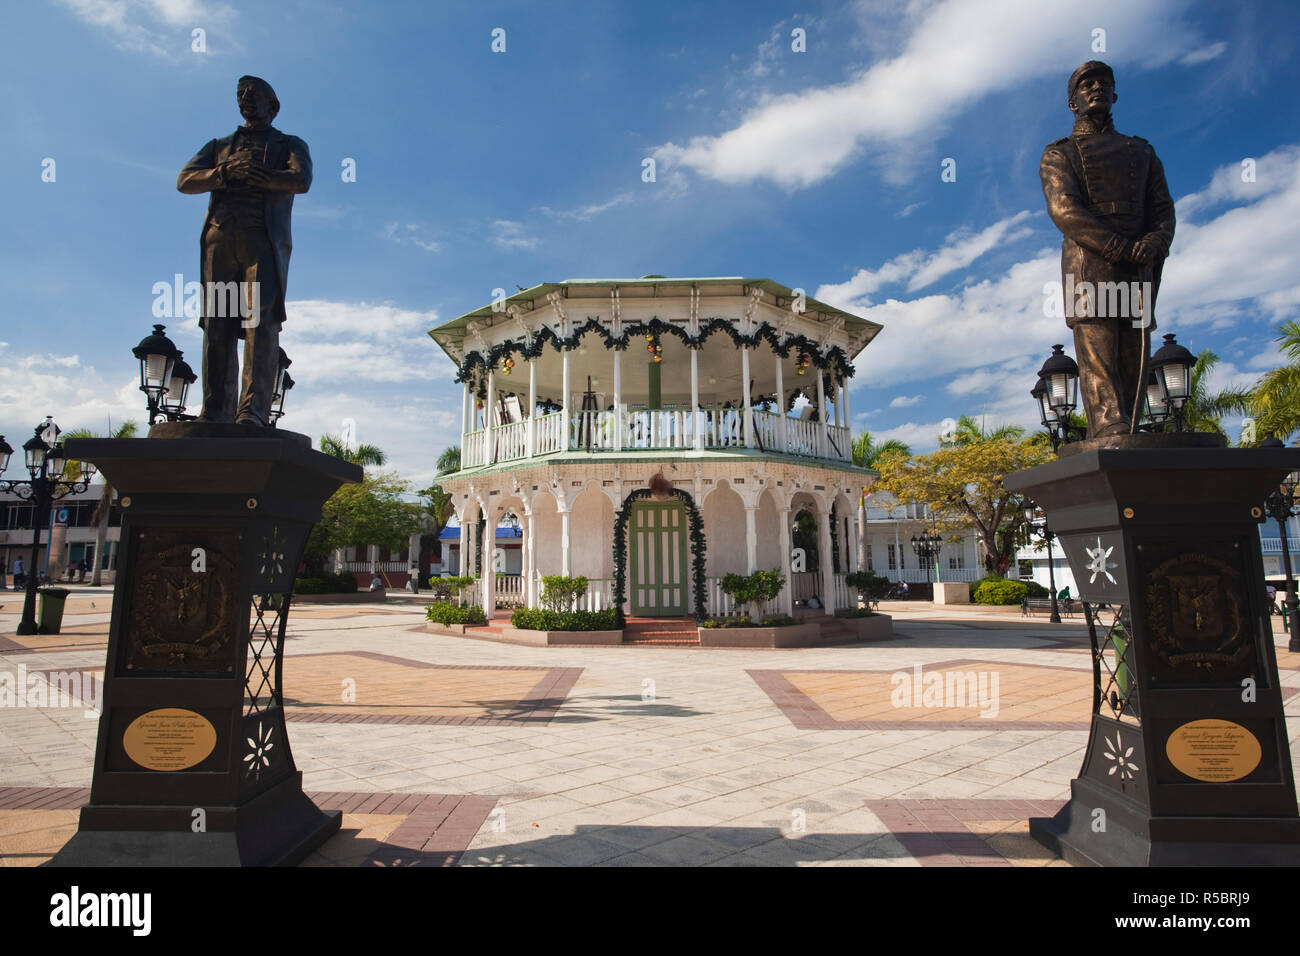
436,445,460,476
1180,349,1253,437
851,431,912,573
61,420,138,586
945,414,1025,446
319,433,386,466
1247,322,1300,444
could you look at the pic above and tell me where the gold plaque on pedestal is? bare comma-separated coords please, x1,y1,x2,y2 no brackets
123,708,218,771
1166,719,1262,782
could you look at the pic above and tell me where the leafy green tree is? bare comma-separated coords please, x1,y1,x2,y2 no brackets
61,420,138,585
874,432,1054,577
1180,349,1253,437
302,471,425,577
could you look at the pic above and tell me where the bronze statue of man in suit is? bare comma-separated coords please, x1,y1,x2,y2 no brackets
1040,61,1176,437
177,76,311,426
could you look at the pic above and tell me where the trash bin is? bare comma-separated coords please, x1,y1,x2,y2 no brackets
37,587,70,635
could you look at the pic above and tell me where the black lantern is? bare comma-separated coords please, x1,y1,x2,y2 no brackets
46,439,66,481
160,352,197,419
1037,344,1079,421
270,371,294,424
23,430,48,477
132,324,181,423
1031,378,1060,435
1143,368,1170,427
1021,498,1062,623
1149,333,1195,427
0,436,11,476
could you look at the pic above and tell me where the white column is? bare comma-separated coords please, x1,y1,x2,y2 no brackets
818,507,835,613
843,380,852,432
848,512,859,575
741,345,754,448
895,522,901,577
458,516,469,578
690,346,702,451
482,507,497,616
485,367,497,463
560,507,572,577
408,531,422,586
613,347,623,452
836,379,845,428
561,348,572,450
461,380,470,443
745,505,758,573
526,358,537,458
525,512,537,608
816,367,828,458
775,353,787,452
778,508,793,615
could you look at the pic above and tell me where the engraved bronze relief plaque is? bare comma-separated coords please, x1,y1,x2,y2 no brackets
123,527,243,673
1139,539,1256,685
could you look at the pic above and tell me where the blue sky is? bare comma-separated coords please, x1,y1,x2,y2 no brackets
2,0,1298,485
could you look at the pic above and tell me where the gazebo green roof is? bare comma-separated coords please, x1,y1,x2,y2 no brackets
427,276,882,364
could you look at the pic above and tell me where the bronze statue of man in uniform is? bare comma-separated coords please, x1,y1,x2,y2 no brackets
1040,61,1176,437
177,76,311,426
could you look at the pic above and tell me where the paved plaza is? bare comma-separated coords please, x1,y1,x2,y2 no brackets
3,589,1297,866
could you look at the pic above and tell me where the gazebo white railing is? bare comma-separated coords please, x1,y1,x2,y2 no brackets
461,406,853,469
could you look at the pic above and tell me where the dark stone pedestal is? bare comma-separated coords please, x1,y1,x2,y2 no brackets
1006,445,1300,866
48,433,360,867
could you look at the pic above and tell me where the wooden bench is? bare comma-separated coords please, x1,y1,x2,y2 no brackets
1021,597,1080,618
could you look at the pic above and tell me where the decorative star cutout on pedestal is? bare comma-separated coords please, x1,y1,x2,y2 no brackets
1085,536,1118,585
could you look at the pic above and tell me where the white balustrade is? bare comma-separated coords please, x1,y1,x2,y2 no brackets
833,573,854,610
494,574,526,606
459,407,853,468
535,411,564,454
706,576,777,618
786,417,820,457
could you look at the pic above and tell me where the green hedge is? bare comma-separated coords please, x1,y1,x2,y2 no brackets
973,578,1029,605
702,615,800,628
1022,579,1050,598
425,601,487,626
510,608,619,631
295,572,359,595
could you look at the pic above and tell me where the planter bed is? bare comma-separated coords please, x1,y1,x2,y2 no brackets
295,591,387,604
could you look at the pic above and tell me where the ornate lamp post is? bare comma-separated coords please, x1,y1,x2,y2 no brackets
1260,437,1300,651
1022,499,1061,623
0,417,94,634
132,325,184,424
910,526,942,586
1032,345,1085,450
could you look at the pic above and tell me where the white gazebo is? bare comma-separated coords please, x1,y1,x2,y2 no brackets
429,276,883,621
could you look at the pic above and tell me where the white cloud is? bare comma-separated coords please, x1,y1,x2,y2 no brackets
652,0,1195,189
1180,41,1228,66
491,220,539,250
57,0,239,61
817,211,1036,307
889,394,922,408
538,193,634,222
379,222,442,253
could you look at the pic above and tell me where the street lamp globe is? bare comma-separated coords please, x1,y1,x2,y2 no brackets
270,371,294,424
161,352,197,419
80,457,97,482
1037,344,1079,421
1144,369,1170,426
46,440,66,480
1150,333,1195,412
132,324,181,416
22,430,48,477
0,436,11,476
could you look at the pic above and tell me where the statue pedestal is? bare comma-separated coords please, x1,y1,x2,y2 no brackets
49,433,360,867
1005,445,1300,866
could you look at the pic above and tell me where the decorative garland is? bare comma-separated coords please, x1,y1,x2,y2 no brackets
456,316,856,393
611,486,708,626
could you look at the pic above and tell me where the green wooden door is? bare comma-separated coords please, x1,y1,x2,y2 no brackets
629,501,688,616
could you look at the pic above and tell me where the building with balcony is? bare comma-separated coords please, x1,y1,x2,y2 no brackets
0,483,122,585
428,276,881,620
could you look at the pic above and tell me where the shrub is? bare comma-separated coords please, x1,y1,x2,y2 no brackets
718,568,785,619
1022,579,1049,598
428,575,476,603
295,577,332,594
702,615,753,629
973,578,1029,606
540,575,589,612
295,573,359,595
510,607,618,631
759,615,799,627
425,601,486,626
834,607,876,618
845,571,889,604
